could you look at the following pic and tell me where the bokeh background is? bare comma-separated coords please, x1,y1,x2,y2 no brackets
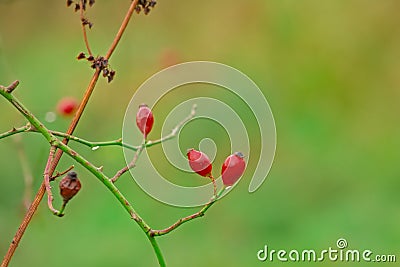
0,0,399,266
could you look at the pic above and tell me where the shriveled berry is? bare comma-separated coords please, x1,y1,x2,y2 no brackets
59,171,81,202
57,97,78,116
136,104,154,138
221,152,246,186
187,149,212,177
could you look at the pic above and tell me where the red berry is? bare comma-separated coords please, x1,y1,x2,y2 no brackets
221,152,246,186
57,97,78,116
136,104,154,138
187,148,212,177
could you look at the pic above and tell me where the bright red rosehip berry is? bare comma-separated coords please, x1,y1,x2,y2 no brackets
57,97,78,116
136,104,154,138
221,152,246,186
187,148,212,177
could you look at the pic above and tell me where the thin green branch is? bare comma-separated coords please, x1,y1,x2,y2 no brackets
150,187,226,237
0,124,30,140
146,104,197,148
148,236,166,267
0,86,55,144
0,103,197,153
49,131,139,151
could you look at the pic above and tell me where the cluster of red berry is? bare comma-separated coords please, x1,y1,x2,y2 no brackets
135,105,246,188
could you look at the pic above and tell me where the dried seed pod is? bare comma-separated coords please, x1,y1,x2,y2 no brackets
59,171,81,202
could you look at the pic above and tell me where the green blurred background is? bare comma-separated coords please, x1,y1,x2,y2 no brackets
0,0,399,266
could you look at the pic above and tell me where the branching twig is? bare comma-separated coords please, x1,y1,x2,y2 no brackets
51,165,75,181
146,104,197,148
150,188,226,237
0,80,19,93
111,104,197,183
0,126,139,151
111,140,145,183
0,124,30,140
50,131,139,151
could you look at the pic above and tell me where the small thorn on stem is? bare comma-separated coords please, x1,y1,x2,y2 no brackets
5,80,20,93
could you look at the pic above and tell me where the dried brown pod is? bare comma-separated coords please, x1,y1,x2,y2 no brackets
59,171,81,203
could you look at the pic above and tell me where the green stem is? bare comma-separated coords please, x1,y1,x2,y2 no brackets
148,236,166,267
49,131,139,151
0,90,55,143
59,200,67,215
0,125,30,140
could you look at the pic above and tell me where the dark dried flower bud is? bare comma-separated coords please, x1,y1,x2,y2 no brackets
149,1,157,8
89,0,95,7
87,55,94,61
77,52,86,60
108,70,116,82
59,171,81,203
101,58,108,68
75,3,80,12
67,0,73,7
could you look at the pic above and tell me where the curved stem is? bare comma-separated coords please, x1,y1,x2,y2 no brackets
43,146,61,216
150,188,226,237
148,236,166,267
80,0,93,56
